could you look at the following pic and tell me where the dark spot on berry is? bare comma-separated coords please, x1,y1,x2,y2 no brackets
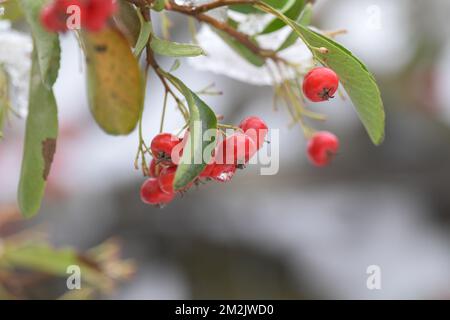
319,87,335,100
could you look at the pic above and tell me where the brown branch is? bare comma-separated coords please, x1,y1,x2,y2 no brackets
164,0,280,61
165,0,257,14
125,0,287,61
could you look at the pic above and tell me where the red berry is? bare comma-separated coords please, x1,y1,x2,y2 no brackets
239,116,268,150
215,132,257,165
40,5,62,32
41,0,85,32
40,0,116,33
140,178,174,206
151,133,182,162
149,159,158,177
302,67,339,102
307,131,340,167
158,167,177,194
84,0,117,32
209,163,237,182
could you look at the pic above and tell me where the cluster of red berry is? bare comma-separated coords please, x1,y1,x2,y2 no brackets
40,0,116,33
141,116,268,207
302,67,341,167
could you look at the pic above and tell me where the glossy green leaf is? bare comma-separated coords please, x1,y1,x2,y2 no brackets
257,2,385,145
19,0,60,87
277,3,312,52
18,49,58,218
150,33,205,57
260,0,304,34
162,72,217,190
81,27,144,135
214,28,265,67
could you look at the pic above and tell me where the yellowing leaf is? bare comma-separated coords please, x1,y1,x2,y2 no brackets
81,27,144,135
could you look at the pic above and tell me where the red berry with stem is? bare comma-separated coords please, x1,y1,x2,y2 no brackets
215,132,257,166
302,67,339,102
140,178,174,206
307,131,340,167
41,0,85,32
151,133,182,163
239,116,268,150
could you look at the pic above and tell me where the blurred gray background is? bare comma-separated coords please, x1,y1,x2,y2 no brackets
1,0,450,299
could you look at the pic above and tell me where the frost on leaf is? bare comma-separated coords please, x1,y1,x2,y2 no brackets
189,25,314,86
0,21,32,116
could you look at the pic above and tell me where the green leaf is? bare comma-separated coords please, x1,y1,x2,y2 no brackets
161,72,217,190
169,59,181,72
134,19,152,57
1,243,112,291
230,0,289,14
18,48,58,218
19,0,60,87
277,3,313,52
114,0,142,46
152,0,166,12
229,4,260,14
3,244,83,276
150,33,205,57
260,0,304,35
0,0,23,21
213,28,265,67
257,3,385,145
81,26,144,135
